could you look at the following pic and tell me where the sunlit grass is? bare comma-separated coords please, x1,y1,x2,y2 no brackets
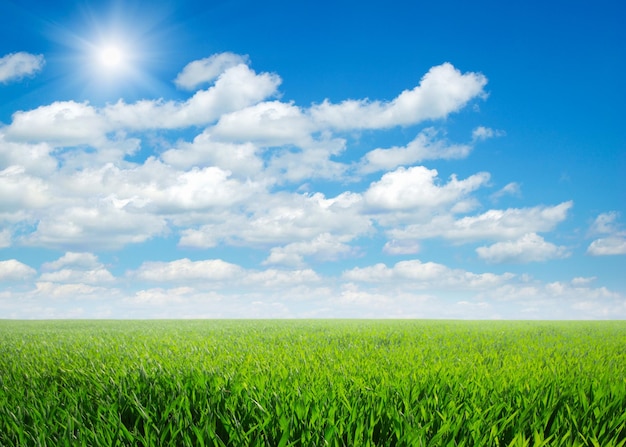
1,320,625,446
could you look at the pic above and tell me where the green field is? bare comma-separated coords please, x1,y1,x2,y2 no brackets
1,320,625,446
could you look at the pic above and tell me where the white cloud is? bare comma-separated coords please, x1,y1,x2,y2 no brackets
8,157,268,250
382,239,421,255
42,252,101,271
0,165,51,212
476,233,569,263
38,252,115,284
390,201,573,242
587,237,626,256
0,52,44,83
483,280,624,319
140,165,260,212
131,258,322,292
23,199,168,250
179,191,369,248
490,182,522,202
174,52,249,90
364,166,489,211
5,64,281,146
572,276,596,286
244,269,321,287
310,63,487,130
0,51,623,320
0,259,37,281
263,233,355,267
161,130,263,176
0,229,10,248
589,211,620,235
39,268,115,284
266,137,348,183
587,212,626,256
6,101,107,146
133,258,243,282
471,126,505,142
211,100,313,146
342,259,514,289
359,127,472,173
0,134,57,176
33,281,107,299
106,64,280,130
0,259,623,319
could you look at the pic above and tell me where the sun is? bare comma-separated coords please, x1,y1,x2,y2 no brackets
98,44,126,70
100,45,123,67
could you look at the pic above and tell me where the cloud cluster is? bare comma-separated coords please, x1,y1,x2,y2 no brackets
0,53,581,260
1,52,622,318
1,252,623,319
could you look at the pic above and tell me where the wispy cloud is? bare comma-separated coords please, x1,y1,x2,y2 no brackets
0,52,44,84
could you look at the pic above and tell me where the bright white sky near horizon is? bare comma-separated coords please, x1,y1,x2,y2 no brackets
0,0,624,319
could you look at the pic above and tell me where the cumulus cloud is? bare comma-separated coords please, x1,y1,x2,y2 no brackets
0,134,57,176
360,128,472,173
589,211,620,235
140,165,260,212
5,63,281,146
131,258,323,292
476,233,569,263
265,137,349,183
6,101,107,146
0,259,37,281
390,201,573,242
0,52,44,83
42,252,101,271
33,281,107,299
342,259,514,289
179,191,369,249
211,100,313,146
587,212,626,256
263,233,356,267
587,237,626,256
364,166,489,211
382,239,421,255
0,165,51,212
106,64,281,130
572,276,596,286
244,269,321,287
39,268,115,284
133,258,243,282
471,126,505,142
38,252,115,284
162,136,262,177
23,199,168,250
310,63,487,130
174,52,249,90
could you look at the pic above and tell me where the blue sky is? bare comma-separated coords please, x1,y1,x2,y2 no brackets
0,0,624,318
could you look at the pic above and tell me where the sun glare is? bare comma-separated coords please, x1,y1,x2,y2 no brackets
98,44,125,70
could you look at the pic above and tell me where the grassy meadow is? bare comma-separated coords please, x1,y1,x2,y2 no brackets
0,319,625,446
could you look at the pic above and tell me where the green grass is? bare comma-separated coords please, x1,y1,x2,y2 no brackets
1,320,625,446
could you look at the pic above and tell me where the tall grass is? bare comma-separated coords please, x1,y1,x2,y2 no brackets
1,320,625,446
